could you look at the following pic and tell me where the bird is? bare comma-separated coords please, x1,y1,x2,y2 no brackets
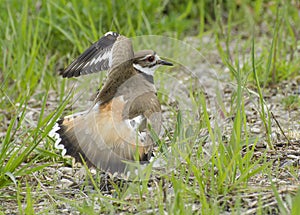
51,32,173,173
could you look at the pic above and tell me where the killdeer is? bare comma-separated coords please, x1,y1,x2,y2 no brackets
52,32,173,173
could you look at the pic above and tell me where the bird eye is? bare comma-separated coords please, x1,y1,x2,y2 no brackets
147,56,155,62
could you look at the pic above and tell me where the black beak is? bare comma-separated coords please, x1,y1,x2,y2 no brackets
158,59,173,66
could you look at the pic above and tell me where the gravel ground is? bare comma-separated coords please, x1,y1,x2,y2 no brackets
1,37,299,214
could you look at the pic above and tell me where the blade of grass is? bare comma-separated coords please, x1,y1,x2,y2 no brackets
251,34,273,150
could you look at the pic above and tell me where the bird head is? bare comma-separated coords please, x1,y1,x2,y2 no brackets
133,50,173,76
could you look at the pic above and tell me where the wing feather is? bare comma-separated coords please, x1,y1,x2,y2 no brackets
60,32,134,78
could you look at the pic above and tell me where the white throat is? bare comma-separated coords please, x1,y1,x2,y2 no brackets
133,63,158,76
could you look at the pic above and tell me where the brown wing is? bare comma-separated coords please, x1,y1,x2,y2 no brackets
118,75,162,158
126,91,162,154
60,32,134,78
95,63,137,104
92,34,136,104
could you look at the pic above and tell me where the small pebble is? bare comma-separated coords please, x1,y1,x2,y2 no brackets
250,127,261,134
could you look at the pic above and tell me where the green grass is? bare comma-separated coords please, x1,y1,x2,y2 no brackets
283,95,300,111
1,0,300,214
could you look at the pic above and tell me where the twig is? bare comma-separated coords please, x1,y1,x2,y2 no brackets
271,111,291,145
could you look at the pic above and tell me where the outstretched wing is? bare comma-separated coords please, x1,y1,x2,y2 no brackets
60,32,134,78
51,96,156,173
